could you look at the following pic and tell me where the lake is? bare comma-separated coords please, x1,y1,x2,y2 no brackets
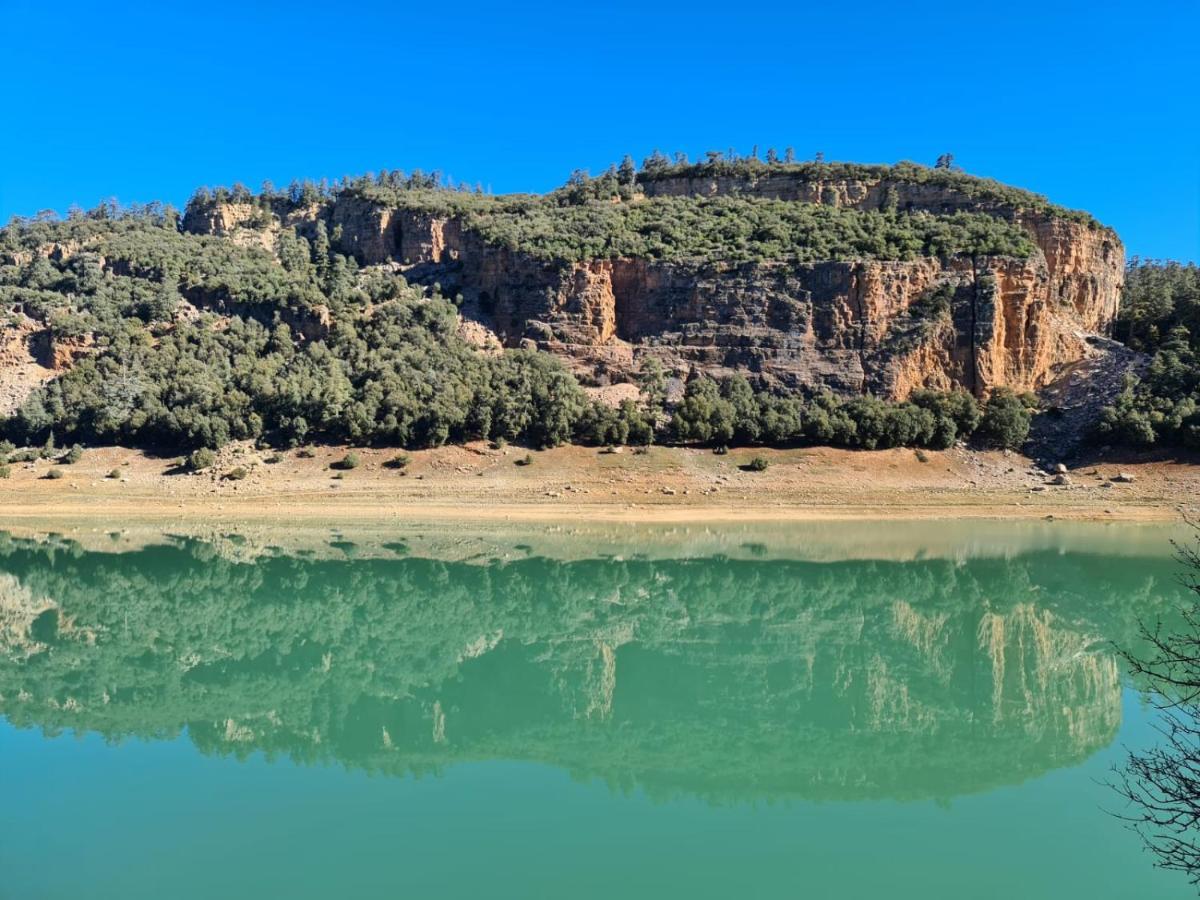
0,521,1193,898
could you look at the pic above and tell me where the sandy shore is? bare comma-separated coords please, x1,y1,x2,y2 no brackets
0,442,1195,527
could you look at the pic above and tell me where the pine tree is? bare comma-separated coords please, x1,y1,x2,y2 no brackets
617,155,637,186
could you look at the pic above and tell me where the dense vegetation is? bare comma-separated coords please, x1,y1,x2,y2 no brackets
0,173,1039,455
631,153,1099,225
1097,260,1200,448
467,195,1034,264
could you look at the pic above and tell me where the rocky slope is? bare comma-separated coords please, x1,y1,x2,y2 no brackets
181,165,1124,400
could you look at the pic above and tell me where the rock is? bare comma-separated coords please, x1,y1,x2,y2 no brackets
1112,472,1136,483
1050,473,1071,485
1054,463,1068,474
182,170,1122,401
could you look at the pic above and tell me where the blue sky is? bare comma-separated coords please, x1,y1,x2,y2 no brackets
3,0,1196,260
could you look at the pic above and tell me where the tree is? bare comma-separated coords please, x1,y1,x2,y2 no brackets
641,149,669,173
814,151,825,163
1111,530,1200,886
617,155,637,187
766,148,779,164
672,376,734,445
976,387,1032,450
935,153,955,170
637,358,668,413
784,147,796,164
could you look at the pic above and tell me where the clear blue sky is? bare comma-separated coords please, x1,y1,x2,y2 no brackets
3,0,1196,261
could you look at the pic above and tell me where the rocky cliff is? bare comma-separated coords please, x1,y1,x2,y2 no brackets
184,166,1124,399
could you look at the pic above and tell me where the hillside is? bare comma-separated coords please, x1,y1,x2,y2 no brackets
0,156,1139,457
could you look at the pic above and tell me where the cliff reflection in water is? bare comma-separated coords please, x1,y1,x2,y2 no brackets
0,532,1183,802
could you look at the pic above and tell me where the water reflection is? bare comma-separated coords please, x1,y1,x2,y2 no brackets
0,531,1185,802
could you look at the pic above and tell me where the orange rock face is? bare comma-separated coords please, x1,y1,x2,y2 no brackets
183,175,1124,400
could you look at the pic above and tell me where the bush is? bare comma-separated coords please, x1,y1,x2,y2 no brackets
44,468,64,480
61,444,83,465
514,453,533,466
331,452,360,471
383,454,410,470
976,388,1033,450
106,469,121,479
224,466,248,481
264,453,283,464
187,447,217,471
0,465,10,479
10,449,36,463
745,456,770,472
296,447,316,458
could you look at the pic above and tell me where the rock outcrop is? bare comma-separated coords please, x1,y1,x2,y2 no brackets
184,170,1124,399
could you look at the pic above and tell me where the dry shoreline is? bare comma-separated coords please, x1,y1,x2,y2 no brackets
0,442,1194,527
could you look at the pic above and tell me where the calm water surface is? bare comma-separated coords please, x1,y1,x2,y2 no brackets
0,523,1192,898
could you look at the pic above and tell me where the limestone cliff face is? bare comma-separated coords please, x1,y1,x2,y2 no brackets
184,176,1123,399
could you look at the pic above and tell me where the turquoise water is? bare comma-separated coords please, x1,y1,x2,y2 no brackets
0,525,1192,898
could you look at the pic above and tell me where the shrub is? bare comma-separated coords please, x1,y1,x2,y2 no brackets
296,447,317,458
383,454,410,470
514,453,533,466
187,448,217,471
0,465,10,479
977,388,1033,450
106,469,121,479
264,453,283,464
224,466,248,481
915,448,929,463
61,444,83,464
44,468,64,480
745,456,770,471
332,452,360,470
